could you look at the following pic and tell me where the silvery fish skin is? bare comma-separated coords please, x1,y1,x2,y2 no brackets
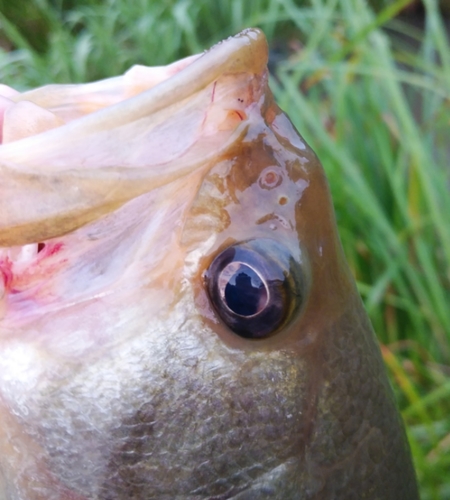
0,29,419,499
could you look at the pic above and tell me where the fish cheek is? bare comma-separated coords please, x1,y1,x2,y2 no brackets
100,346,312,497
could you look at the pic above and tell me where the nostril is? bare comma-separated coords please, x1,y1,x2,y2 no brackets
37,243,46,253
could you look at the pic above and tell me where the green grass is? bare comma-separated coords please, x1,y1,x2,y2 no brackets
1,0,449,497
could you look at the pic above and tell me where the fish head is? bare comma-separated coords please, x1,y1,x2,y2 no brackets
0,29,418,499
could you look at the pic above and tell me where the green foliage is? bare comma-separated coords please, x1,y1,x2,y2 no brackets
0,0,295,86
1,0,449,497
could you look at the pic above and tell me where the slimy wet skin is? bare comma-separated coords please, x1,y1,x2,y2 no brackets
0,29,419,499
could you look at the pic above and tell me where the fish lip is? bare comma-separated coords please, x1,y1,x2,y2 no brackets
0,28,268,154
0,29,269,247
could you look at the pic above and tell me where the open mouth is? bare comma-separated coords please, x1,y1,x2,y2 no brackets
0,29,268,249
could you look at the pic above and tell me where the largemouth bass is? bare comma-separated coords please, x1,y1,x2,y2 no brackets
0,29,419,499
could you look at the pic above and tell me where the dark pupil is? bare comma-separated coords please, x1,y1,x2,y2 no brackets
224,265,267,316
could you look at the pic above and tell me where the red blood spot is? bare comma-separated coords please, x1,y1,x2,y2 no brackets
1,241,65,300
0,259,13,291
46,242,63,256
37,241,64,259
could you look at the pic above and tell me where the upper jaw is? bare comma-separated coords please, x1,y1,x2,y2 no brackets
0,28,269,247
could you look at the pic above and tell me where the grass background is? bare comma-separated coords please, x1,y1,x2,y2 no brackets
0,0,449,497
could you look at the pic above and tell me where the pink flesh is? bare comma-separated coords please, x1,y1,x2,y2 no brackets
0,30,267,329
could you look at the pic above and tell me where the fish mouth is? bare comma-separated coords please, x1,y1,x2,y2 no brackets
0,28,269,247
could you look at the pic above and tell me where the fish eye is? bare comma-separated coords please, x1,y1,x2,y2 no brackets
204,239,304,339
